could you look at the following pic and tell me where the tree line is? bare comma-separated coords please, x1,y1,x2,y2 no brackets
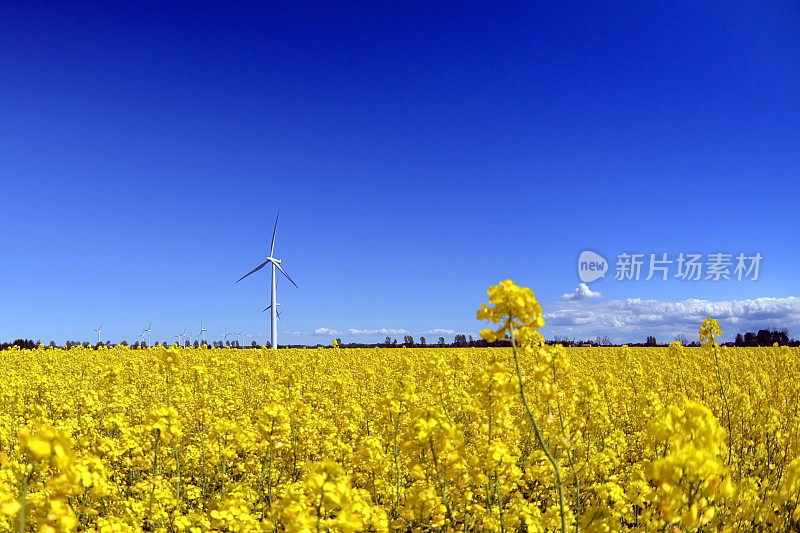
2,328,799,350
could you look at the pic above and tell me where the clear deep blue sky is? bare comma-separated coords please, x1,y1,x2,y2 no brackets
2,1,799,345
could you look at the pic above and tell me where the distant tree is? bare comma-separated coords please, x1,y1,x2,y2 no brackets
385,336,391,347
419,336,426,346
120,340,128,346
251,340,258,347
49,341,56,347
392,338,398,347
468,335,474,346
453,334,467,347
438,337,445,346
737,328,790,346
193,340,199,348
225,340,230,347
674,334,688,346
744,332,757,346
335,338,343,347
11,339,36,350
403,335,414,346
645,336,657,347
772,328,790,345
133,341,140,348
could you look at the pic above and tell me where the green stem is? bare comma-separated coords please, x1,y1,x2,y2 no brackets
428,434,455,526
552,362,581,532
18,469,32,533
148,431,161,529
712,342,733,465
510,331,567,533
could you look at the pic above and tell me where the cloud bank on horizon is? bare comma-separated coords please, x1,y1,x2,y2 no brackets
292,286,800,344
547,286,800,342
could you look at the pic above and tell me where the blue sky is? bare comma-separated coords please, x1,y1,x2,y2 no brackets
2,1,798,345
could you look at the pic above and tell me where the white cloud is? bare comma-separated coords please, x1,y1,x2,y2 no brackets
314,328,342,335
561,283,604,301
346,328,409,335
311,327,458,337
425,328,456,335
545,295,800,342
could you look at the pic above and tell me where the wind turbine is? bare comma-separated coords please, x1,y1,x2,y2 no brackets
143,323,152,347
262,303,282,320
236,330,244,347
179,328,187,346
174,332,182,346
223,328,232,345
237,211,298,349
93,324,102,345
199,322,207,344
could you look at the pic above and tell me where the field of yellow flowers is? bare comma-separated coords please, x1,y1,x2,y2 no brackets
1,281,799,532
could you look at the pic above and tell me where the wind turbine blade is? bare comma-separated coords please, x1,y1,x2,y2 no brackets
274,262,298,288
262,305,272,313
269,211,279,257
236,260,270,283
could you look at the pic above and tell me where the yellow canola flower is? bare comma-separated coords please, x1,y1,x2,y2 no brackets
477,280,545,342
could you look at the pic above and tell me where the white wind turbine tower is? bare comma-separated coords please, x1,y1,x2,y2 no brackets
223,328,232,346
199,322,207,344
177,328,187,346
143,323,152,347
237,211,298,349
93,324,102,345
236,330,244,347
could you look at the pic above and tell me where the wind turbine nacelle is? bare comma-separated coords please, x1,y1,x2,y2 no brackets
267,257,281,264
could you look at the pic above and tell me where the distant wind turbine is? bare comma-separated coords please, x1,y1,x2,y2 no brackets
199,322,207,344
179,328,188,346
262,303,282,320
93,324,102,344
143,323,152,347
223,328,232,345
237,211,298,349
236,330,244,347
